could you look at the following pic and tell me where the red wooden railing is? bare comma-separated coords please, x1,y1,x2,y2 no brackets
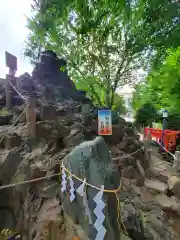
144,127,180,151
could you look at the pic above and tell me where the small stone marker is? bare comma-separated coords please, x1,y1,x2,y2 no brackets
173,151,180,171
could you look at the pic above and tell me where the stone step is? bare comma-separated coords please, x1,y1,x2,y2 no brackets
155,194,180,216
144,179,168,194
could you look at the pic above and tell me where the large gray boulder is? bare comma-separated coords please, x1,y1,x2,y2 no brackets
61,136,121,240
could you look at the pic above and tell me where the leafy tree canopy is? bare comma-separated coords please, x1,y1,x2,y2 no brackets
25,0,180,108
135,102,157,128
132,47,180,114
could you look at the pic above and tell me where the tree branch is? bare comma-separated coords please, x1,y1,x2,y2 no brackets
71,60,102,105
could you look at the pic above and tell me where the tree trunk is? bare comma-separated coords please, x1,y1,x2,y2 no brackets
105,88,111,108
105,77,112,108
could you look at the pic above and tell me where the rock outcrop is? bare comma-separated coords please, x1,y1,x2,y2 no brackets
0,50,179,240
61,136,120,240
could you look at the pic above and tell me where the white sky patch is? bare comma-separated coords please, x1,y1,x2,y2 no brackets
117,69,146,95
0,0,33,78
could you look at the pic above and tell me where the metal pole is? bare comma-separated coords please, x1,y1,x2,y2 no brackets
161,117,166,147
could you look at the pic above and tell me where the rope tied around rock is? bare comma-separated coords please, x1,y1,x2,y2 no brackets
8,80,27,101
112,146,143,160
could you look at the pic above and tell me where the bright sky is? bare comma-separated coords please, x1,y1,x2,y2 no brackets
0,0,33,78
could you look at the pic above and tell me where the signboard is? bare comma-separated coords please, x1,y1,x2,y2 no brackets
163,110,168,118
5,51,17,71
98,110,112,135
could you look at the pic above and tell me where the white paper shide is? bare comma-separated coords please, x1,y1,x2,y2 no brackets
76,179,92,224
69,174,75,202
93,185,106,240
61,163,67,192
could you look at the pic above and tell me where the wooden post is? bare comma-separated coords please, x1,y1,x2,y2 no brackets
173,151,180,171
147,130,152,143
5,52,17,111
143,130,152,169
26,97,36,137
5,74,13,110
142,127,146,141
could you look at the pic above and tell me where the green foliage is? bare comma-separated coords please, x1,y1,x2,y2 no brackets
25,0,179,109
135,102,157,128
166,113,180,130
76,75,126,113
60,66,66,72
112,93,126,114
140,0,180,67
132,47,180,113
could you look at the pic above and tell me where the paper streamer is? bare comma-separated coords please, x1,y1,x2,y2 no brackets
69,175,75,202
83,188,93,224
76,179,92,224
61,163,67,192
93,185,106,240
76,179,86,197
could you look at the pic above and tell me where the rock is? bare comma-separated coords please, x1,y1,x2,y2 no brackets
0,86,5,94
143,210,179,240
136,160,145,179
81,103,92,116
16,72,36,95
32,50,77,90
120,203,145,239
144,179,168,194
0,150,22,185
119,184,180,240
168,176,180,197
173,151,180,171
121,166,136,178
28,163,47,180
61,136,121,240
148,155,176,183
11,105,23,114
40,105,57,120
155,194,180,215
81,103,94,126
0,95,6,107
124,127,136,137
104,124,124,145
120,233,132,240
36,120,70,141
38,182,59,198
13,96,24,106
0,114,12,125
4,133,22,149
63,129,83,148
11,111,25,125
0,207,16,229
0,188,22,218
56,108,69,117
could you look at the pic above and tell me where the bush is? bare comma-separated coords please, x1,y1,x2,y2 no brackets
166,113,180,130
135,102,157,129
